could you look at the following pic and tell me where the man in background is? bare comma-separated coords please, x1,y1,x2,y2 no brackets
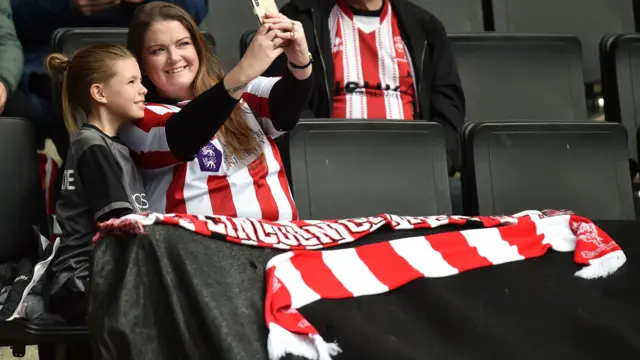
267,0,465,213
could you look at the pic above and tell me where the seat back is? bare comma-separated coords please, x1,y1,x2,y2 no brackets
490,0,635,83
462,122,635,220
409,0,484,32
200,0,288,66
600,34,640,163
239,30,256,58
450,34,587,121
51,27,217,56
0,118,43,263
284,120,452,219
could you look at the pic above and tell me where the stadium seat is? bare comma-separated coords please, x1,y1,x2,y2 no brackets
0,118,44,264
600,34,640,164
283,120,452,219
0,118,88,360
450,34,587,121
200,0,287,66
239,29,256,58
461,122,635,220
51,27,217,57
489,0,635,83
409,0,484,32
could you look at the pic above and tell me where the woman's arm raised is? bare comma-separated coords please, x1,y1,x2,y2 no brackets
159,25,289,161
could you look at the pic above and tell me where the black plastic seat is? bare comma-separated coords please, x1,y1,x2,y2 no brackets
450,34,587,121
282,120,452,219
600,34,640,165
489,0,635,83
51,27,217,57
0,118,87,359
462,121,635,220
0,118,43,263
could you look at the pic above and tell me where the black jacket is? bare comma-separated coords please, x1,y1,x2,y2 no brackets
265,0,465,173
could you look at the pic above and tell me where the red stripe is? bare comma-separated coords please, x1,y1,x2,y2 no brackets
336,0,354,20
136,107,173,133
130,150,181,169
360,30,386,119
290,251,353,298
166,163,188,214
242,93,271,120
207,175,237,217
427,231,493,272
498,218,548,259
270,140,298,220
248,156,279,221
332,19,347,119
356,241,423,288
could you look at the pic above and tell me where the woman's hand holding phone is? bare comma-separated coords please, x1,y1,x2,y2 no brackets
262,13,312,80
225,24,285,98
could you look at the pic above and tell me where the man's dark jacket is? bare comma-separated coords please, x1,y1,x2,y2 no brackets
265,0,465,173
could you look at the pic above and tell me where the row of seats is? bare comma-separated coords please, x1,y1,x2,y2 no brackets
48,27,640,165
1,116,637,357
203,0,636,82
242,30,640,162
286,119,636,220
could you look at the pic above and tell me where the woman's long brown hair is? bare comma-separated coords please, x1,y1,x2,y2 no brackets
127,2,261,162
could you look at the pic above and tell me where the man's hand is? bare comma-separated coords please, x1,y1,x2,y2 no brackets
0,82,8,114
74,0,120,16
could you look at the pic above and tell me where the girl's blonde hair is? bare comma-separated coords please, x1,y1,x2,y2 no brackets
46,44,135,134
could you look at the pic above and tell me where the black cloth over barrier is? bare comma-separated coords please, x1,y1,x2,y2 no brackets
90,221,640,360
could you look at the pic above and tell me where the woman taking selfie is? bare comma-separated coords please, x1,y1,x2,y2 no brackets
121,2,312,221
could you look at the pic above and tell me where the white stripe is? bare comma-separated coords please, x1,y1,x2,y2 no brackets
263,140,294,221
381,11,402,120
376,21,394,120
119,122,170,153
322,248,388,296
247,76,280,98
338,13,354,119
391,236,459,277
142,167,174,213
183,160,216,216
339,11,366,119
274,258,321,309
228,165,263,219
533,214,577,252
461,227,525,265
146,105,175,115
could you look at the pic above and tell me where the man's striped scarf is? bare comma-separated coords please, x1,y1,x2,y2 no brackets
97,210,627,360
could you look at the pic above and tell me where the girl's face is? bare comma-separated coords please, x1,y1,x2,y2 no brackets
141,20,200,100
100,57,147,120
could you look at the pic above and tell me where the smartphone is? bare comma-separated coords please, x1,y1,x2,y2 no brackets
249,0,279,25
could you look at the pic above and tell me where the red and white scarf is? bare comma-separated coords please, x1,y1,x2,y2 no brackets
96,210,626,360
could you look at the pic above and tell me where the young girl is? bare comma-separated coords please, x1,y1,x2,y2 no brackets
44,45,149,322
44,43,243,322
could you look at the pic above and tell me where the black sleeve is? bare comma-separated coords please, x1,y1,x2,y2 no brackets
427,19,465,174
165,79,240,161
76,145,134,221
267,66,314,131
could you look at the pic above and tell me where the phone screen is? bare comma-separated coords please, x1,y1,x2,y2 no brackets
249,0,279,25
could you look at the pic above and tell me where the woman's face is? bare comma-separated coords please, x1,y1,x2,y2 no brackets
142,20,199,100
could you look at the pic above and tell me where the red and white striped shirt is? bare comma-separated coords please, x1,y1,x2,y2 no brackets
330,0,416,120
119,76,298,221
